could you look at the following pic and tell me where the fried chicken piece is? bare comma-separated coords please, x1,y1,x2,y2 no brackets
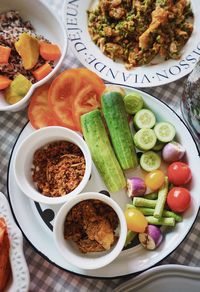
80,200,115,250
64,222,83,242
100,0,122,10
82,201,99,223
155,0,173,8
77,238,105,253
109,7,126,19
139,6,169,49
93,200,119,230
171,0,187,16
64,200,118,253
85,219,115,250
66,200,97,224
104,43,124,60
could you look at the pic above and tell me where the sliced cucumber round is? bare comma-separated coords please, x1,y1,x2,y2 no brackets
133,128,157,151
133,109,156,129
154,122,176,142
124,93,144,114
140,151,161,172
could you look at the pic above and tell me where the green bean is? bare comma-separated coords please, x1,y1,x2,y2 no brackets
146,216,175,227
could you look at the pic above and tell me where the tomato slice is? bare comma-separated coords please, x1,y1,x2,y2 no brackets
78,67,105,91
48,69,81,131
48,68,106,132
73,84,102,131
28,83,60,129
74,68,105,131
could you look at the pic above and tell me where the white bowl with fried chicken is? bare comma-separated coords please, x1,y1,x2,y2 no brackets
53,192,127,270
0,0,67,111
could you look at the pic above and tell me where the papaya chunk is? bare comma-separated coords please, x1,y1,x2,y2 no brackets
5,74,32,104
15,32,39,70
0,75,11,90
0,45,11,64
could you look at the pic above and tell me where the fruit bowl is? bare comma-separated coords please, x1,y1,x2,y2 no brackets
0,0,67,112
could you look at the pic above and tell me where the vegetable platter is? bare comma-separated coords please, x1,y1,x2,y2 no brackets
7,78,200,278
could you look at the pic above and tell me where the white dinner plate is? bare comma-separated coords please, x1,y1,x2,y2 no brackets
63,0,200,87
0,192,30,291
114,264,200,292
7,86,200,278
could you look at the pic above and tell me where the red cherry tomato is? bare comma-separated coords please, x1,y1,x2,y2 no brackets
124,208,148,233
167,187,191,213
145,170,165,191
167,162,192,186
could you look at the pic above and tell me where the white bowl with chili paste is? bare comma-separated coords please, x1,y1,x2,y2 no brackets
13,126,92,205
0,0,67,112
53,192,127,270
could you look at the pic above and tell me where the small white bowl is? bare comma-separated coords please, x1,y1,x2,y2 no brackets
53,192,127,270
14,126,92,205
0,0,67,112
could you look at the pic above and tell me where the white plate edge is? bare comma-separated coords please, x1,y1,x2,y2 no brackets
0,192,30,292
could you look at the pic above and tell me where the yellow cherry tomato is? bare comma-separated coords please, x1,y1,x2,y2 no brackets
145,169,165,191
124,208,148,233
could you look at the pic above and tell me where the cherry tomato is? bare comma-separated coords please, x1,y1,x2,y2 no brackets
167,187,191,213
28,83,61,129
145,170,165,191
167,162,192,186
124,208,148,233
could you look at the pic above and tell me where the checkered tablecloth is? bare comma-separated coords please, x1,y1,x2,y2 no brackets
1,1,200,291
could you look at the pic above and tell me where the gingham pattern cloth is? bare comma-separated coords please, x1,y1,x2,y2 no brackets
0,1,200,291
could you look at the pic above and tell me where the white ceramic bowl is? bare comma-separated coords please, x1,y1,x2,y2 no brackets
14,126,92,205
0,0,67,112
53,192,127,270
